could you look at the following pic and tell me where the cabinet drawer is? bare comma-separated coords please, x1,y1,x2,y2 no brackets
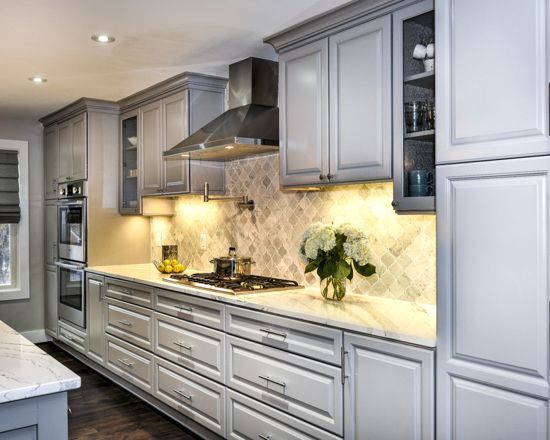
105,277,153,308
106,335,153,393
227,390,340,440
58,320,87,354
226,305,342,365
154,356,225,436
106,298,153,350
226,336,343,435
154,288,224,330
154,312,225,382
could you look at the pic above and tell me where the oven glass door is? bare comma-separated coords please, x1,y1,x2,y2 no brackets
57,261,85,328
58,199,86,262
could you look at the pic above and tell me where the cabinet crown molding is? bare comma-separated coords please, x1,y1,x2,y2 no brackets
40,98,119,127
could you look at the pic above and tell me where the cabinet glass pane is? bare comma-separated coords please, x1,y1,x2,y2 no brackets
121,116,138,209
402,11,435,199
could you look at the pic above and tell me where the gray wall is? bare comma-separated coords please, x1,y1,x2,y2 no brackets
0,117,44,333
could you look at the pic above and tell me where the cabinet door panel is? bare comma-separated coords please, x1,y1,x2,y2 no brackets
86,275,105,364
44,126,59,199
436,0,550,163
70,114,87,180
44,202,57,267
329,15,392,182
163,91,189,193
279,39,329,186
140,100,163,194
58,121,72,181
45,269,57,338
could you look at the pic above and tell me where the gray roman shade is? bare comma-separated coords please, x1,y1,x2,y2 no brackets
0,150,20,223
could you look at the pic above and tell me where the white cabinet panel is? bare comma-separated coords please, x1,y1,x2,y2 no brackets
450,377,547,440
436,0,550,163
329,15,391,182
140,100,163,194
344,333,434,440
44,125,59,199
279,39,329,186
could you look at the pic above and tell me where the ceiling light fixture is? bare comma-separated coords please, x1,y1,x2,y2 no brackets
28,76,47,83
91,34,115,43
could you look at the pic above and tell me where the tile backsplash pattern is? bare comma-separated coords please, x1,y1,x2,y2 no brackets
151,154,436,304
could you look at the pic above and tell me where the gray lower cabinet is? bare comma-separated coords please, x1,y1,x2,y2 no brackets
344,333,434,440
105,297,153,351
86,274,105,364
58,320,87,354
436,0,550,163
437,156,550,439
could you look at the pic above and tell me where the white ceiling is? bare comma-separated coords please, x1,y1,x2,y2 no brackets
0,0,350,120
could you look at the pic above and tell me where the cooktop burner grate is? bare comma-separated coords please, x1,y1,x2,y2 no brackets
164,272,302,294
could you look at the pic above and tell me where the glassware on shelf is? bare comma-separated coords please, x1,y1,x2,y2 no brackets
404,101,424,133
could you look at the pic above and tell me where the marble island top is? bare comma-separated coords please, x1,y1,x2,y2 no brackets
0,321,80,403
87,263,436,348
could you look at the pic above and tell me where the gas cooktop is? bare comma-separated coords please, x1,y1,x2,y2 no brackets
163,272,303,295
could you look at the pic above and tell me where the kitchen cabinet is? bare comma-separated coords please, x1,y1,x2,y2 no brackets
58,113,87,182
274,8,391,187
437,157,550,439
58,320,88,354
162,91,189,193
344,332,434,440
436,0,550,163
120,110,140,214
44,125,59,199
392,1,435,213
140,100,163,195
44,201,57,338
45,269,57,338
44,201,57,267
86,274,105,365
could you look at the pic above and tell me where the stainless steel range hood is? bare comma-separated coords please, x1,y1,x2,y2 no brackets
164,57,279,161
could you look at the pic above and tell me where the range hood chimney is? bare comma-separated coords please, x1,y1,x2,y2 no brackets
164,57,279,161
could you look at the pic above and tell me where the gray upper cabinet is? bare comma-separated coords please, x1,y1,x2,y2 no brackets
162,91,189,193
279,39,329,186
437,157,550,438
58,113,87,182
44,125,59,199
140,100,163,195
345,333,434,440
436,0,550,163
274,9,391,187
329,15,392,183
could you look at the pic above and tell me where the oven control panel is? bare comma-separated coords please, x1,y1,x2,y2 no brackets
58,180,87,198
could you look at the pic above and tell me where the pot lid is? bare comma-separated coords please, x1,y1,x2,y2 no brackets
214,246,252,262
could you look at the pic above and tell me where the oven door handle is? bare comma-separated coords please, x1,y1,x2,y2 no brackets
55,261,85,271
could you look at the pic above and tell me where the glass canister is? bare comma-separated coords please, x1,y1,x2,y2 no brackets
404,101,424,133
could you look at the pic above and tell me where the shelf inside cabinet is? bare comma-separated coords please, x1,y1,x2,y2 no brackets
404,71,434,89
125,145,137,151
404,129,434,141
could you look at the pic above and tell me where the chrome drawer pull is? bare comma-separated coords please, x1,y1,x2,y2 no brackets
173,341,192,350
258,374,286,388
258,435,271,440
116,287,132,295
117,319,133,327
173,389,193,400
63,333,74,341
117,359,134,367
174,304,193,313
259,327,287,339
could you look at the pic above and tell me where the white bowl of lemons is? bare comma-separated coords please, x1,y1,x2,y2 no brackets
154,259,185,274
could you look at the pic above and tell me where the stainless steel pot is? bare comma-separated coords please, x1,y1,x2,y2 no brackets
210,247,255,279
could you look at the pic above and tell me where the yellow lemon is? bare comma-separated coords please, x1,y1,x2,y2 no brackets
163,259,171,266
158,263,165,272
164,265,173,274
171,259,179,267
179,263,186,272
173,264,182,273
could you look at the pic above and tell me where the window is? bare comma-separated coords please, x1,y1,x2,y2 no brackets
0,140,29,301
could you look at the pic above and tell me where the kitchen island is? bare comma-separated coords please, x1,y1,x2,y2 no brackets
0,320,80,439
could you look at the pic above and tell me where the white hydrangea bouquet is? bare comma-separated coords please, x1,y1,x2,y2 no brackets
299,222,376,301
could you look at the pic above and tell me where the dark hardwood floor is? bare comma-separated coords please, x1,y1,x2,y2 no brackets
40,343,201,440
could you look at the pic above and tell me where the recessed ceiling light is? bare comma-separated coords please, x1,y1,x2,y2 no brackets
225,145,235,150
91,34,115,43
28,76,47,83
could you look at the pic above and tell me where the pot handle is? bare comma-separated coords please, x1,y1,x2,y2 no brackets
209,259,215,264
250,261,256,265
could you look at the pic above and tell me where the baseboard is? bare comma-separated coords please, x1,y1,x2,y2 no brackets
21,329,51,344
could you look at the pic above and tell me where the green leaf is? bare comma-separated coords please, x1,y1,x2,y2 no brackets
347,265,354,281
317,259,336,279
304,261,318,273
353,261,376,277
334,260,351,280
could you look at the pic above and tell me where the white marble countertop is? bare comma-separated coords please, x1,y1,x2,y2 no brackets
0,321,80,403
87,263,436,348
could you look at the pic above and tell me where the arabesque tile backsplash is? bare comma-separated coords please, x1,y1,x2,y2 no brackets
151,154,436,304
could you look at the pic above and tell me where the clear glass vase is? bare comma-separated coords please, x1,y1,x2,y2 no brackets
320,276,347,301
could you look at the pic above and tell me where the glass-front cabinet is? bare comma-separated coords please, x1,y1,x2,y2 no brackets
120,110,140,214
392,0,435,213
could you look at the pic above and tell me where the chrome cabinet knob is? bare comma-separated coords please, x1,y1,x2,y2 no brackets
327,174,334,180
391,200,399,207
319,174,326,180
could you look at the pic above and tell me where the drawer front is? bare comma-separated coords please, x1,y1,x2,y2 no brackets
154,312,225,382
226,336,343,435
154,288,224,330
106,298,153,350
226,305,342,365
227,390,341,440
106,335,153,392
58,321,87,354
105,277,153,307
154,356,225,436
